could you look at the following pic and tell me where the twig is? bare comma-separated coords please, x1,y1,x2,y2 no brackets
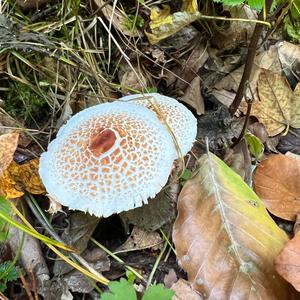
229,20,263,115
230,93,253,148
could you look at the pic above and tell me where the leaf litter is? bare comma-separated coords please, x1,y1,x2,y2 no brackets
1,1,300,299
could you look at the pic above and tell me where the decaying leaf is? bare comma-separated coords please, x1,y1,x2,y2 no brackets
145,1,200,44
116,227,162,253
94,0,140,37
213,45,282,105
173,152,289,299
277,128,300,154
275,230,300,292
0,158,45,199
0,132,19,175
254,154,300,221
180,77,205,115
171,279,203,300
254,70,300,136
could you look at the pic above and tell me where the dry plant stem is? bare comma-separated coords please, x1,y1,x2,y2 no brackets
231,97,253,148
91,238,145,282
19,271,34,300
229,21,264,115
0,292,9,300
25,195,109,284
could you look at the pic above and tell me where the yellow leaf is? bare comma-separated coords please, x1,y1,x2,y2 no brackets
0,161,24,198
146,4,200,44
0,159,45,199
14,158,46,195
182,0,198,13
0,132,19,176
254,69,300,136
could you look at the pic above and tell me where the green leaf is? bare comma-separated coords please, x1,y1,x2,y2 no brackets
144,87,158,93
126,270,136,285
245,132,264,159
180,168,192,181
247,0,264,10
0,196,12,242
0,261,20,292
101,278,137,300
142,284,175,300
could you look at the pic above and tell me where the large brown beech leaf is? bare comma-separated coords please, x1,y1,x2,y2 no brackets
254,154,300,221
173,153,290,299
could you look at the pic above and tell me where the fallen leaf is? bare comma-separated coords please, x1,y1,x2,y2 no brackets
171,279,203,300
277,128,300,154
223,139,252,183
0,132,19,175
254,154,300,221
0,159,45,199
0,161,24,198
145,2,200,44
253,70,300,136
180,77,205,115
94,0,140,37
277,41,300,80
115,227,162,253
120,187,176,231
211,5,257,51
213,45,282,105
275,230,300,292
164,269,178,289
173,152,289,299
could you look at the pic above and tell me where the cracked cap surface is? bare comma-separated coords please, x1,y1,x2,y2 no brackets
39,102,176,217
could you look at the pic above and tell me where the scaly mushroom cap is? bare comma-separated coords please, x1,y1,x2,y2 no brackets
39,102,176,217
119,93,197,156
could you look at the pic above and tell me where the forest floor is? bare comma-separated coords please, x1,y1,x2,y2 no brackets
1,1,300,300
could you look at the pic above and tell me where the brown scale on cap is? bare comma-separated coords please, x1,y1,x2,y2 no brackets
39,102,177,217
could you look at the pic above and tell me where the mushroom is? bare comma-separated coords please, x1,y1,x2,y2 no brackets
39,102,177,217
119,93,197,156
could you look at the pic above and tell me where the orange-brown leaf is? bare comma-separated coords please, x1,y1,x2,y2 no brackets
0,132,19,175
254,154,300,221
275,231,300,292
173,153,289,299
0,159,45,199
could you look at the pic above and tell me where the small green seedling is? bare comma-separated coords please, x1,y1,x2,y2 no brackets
101,278,174,300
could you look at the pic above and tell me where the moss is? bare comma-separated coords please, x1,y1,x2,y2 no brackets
5,82,50,126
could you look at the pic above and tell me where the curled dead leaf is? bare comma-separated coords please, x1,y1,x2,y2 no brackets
254,154,300,221
173,152,289,299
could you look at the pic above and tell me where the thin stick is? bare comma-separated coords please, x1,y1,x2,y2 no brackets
229,20,263,115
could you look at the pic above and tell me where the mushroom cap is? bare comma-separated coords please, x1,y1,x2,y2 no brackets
39,102,176,217
119,93,197,156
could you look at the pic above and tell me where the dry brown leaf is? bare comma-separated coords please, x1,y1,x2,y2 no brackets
173,152,289,299
0,158,45,199
115,226,162,252
171,279,203,300
0,132,19,175
213,45,281,105
180,77,205,115
254,154,300,221
275,230,300,292
252,70,300,136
